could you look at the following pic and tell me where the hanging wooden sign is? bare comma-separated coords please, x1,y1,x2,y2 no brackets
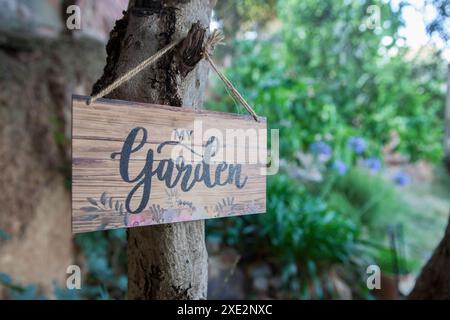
71,95,267,234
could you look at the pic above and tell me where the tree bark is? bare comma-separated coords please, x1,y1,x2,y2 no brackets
408,213,450,299
91,0,212,299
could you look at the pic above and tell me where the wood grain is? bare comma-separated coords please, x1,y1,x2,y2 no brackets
72,95,266,233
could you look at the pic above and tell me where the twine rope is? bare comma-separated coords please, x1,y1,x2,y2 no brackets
87,29,259,122
87,39,182,105
203,30,259,122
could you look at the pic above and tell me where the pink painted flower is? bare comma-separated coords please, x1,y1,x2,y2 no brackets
177,213,193,222
127,214,144,227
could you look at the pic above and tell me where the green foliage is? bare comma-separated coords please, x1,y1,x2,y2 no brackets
367,245,421,275
328,167,408,234
74,229,127,299
425,0,450,42
209,0,446,162
0,273,27,295
0,228,127,300
263,174,359,265
8,284,47,300
214,0,277,38
326,168,424,274
0,272,79,300
208,173,365,298
207,0,447,298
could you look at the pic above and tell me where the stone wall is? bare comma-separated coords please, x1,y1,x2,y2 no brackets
0,0,127,298
0,0,128,41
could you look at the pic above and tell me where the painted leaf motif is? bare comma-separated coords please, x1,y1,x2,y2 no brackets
100,192,107,205
79,214,100,221
80,206,99,212
87,197,98,206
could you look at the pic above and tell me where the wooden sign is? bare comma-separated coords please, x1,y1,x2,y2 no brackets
71,95,266,233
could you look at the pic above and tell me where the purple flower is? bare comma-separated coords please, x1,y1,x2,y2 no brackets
332,159,348,175
347,136,367,154
309,141,332,157
362,157,382,172
393,171,411,186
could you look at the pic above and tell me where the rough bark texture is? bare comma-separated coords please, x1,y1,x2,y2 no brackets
91,0,213,299
408,213,450,299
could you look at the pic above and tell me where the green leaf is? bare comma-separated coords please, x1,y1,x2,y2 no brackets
0,272,13,285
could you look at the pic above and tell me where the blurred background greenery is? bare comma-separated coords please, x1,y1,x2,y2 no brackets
0,0,449,299
205,0,449,299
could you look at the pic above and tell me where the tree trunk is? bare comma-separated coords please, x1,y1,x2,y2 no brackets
408,213,450,299
91,0,213,299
